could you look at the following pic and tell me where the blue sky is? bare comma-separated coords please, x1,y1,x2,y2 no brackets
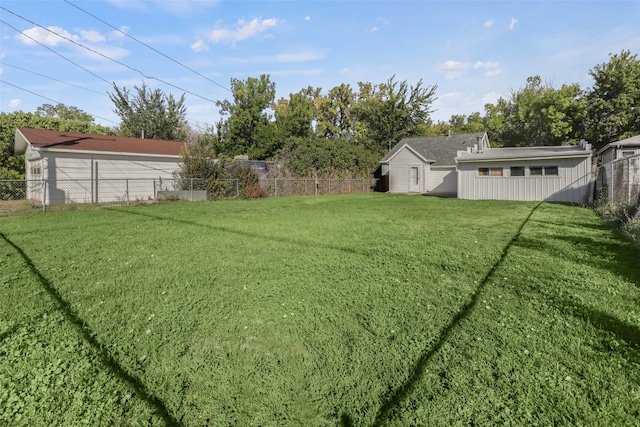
1,0,639,132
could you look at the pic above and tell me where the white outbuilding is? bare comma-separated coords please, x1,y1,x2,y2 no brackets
455,140,593,204
14,127,185,204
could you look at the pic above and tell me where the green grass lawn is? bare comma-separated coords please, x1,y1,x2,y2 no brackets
1,194,638,426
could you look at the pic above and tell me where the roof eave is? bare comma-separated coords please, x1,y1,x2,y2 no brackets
455,153,592,163
32,146,182,159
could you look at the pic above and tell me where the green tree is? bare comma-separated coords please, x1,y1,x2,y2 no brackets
35,103,95,124
215,74,277,159
274,91,315,139
0,111,113,179
353,75,437,154
484,76,583,146
583,50,640,148
314,83,356,140
109,83,188,141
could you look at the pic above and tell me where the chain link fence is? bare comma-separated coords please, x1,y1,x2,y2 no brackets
0,177,378,211
594,154,640,207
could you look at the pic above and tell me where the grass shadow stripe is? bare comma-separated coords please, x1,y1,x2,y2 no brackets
0,231,181,427
105,207,367,256
371,202,542,426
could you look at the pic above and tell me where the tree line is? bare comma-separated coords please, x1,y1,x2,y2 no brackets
1,49,638,181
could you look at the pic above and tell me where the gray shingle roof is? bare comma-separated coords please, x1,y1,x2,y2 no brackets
596,134,640,155
380,132,487,166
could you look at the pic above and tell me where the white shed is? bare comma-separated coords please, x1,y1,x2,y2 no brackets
379,132,489,195
455,142,593,204
14,127,185,204
596,135,640,165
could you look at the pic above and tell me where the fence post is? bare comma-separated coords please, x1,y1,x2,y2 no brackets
628,157,632,205
236,179,239,198
191,178,194,201
126,179,130,205
42,179,46,213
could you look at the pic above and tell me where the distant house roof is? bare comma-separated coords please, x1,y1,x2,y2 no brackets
596,135,640,155
380,132,488,166
456,144,592,163
14,127,185,157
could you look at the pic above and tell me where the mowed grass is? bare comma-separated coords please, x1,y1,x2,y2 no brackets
1,194,638,426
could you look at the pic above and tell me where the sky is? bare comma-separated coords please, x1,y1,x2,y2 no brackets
1,0,639,133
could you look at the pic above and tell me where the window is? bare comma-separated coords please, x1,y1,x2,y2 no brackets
510,166,525,177
30,165,42,176
478,167,502,176
621,151,636,158
530,166,543,176
530,166,558,176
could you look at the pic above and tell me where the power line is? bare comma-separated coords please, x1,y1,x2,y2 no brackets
2,78,217,132
0,7,219,104
0,18,112,86
0,79,119,125
63,0,231,93
0,61,109,97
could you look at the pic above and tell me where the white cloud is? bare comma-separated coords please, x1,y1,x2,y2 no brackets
80,29,106,43
191,39,209,53
341,68,349,75
18,26,79,46
9,99,22,108
509,18,518,31
439,60,501,79
439,60,469,71
110,26,130,39
368,26,379,33
484,70,503,77
224,49,325,64
438,60,470,79
484,20,494,28
474,61,499,69
305,16,311,21
209,18,278,44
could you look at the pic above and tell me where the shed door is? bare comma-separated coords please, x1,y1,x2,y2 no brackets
409,166,420,192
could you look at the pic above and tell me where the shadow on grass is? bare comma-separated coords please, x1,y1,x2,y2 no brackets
551,297,640,362
105,207,366,257
0,231,181,427
368,202,543,426
514,231,640,289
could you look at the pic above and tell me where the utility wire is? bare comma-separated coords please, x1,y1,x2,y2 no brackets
2,78,216,132
0,18,112,86
0,61,109,97
63,0,231,93
0,79,119,125
0,7,219,104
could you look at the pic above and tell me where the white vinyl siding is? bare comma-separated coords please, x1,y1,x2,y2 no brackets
427,166,457,194
32,151,180,204
457,157,592,203
387,147,425,193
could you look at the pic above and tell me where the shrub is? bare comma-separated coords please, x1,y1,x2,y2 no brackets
240,185,268,199
622,217,640,242
593,201,630,225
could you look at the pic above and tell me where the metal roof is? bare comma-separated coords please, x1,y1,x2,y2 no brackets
455,145,592,163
